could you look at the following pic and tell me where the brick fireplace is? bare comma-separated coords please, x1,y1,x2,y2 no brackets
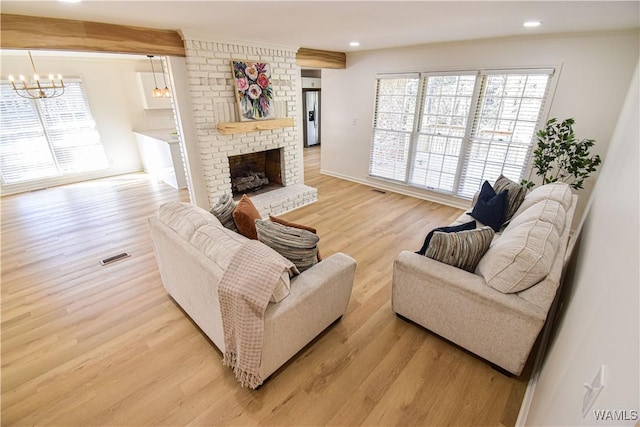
181,34,317,215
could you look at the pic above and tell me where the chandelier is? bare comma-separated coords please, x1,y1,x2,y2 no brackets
147,55,171,98
8,51,65,99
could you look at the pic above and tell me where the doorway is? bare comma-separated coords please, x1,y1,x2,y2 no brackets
303,89,320,147
301,70,321,148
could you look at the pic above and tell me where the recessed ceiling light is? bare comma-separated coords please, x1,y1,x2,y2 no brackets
523,21,542,28
349,41,360,47
58,0,82,3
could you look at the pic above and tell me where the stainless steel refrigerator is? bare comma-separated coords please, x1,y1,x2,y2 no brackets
303,90,320,146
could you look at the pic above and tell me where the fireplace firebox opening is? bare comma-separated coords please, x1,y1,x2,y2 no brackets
228,148,283,197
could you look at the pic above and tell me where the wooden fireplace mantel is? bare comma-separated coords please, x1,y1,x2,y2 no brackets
216,117,294,135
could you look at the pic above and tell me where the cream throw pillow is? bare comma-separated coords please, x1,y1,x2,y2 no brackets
476,212,562,293
513,182,572,217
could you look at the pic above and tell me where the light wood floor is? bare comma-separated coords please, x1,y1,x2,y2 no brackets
1,146,529,426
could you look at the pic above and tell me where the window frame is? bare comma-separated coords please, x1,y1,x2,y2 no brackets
369,73,420,182
409,70,482,194
368,67,558,200
0,77,108,188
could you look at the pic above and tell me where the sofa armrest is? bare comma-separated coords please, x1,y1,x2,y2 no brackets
260,253,357,378
267,252,356,319
291,253,357,294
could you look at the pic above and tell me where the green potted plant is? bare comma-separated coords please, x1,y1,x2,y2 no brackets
521,118,602,190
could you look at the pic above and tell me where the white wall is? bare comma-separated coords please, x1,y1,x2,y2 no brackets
524,60,639,426
321,30,639,222
0,52,175,194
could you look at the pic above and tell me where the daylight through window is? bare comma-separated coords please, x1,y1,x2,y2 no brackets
369,69,554,198
0,79,107,185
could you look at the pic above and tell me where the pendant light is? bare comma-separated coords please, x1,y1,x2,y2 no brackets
160,63,171,98
147,55,163,98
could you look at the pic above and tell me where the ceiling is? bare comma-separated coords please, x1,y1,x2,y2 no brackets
2,1,639,53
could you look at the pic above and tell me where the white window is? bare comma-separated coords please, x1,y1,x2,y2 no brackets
370,75,419,181
0,79,107,185
369,69,554,199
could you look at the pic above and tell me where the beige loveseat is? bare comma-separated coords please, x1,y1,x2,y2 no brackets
392,183,577,375
149,201,357,382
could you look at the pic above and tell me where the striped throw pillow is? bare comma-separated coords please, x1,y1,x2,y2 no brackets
255,219,320,272
269,215,322,261
493,175,527,222
426,226,495,273
210,193,238,233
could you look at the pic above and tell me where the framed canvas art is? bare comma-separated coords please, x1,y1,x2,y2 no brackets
231,60,275,121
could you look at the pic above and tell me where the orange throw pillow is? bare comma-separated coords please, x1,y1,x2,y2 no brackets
269,215,322,261
269,215,316,233
233,195,262,239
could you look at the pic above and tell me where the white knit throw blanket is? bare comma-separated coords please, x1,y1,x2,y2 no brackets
218,240,296,388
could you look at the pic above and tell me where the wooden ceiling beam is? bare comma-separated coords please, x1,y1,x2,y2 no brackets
1,14,347,69
296,48,346,69
0,14,185,57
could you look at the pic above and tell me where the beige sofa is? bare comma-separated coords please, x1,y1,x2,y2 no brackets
392,183,577,375
149,201,357,382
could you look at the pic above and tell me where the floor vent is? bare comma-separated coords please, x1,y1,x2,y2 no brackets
100,252,130,266
371,188,387,194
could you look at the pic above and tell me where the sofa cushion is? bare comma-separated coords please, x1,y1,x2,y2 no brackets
416,220,476,256
158,202,221,241
507,199,566,235
269,215,322,261
493,175,527,222
514,182,572,217
470,181,508,232
233,195,262,240
191,223,292,303
190,222,246,270
210,193,238,232
255,219,319,272
476,217,561,293
426,226,494,272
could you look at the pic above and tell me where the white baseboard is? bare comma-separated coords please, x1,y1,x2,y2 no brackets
319,169,471,211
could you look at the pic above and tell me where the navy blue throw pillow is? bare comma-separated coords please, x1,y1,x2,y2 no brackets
469,181,508,232
416,220,476,255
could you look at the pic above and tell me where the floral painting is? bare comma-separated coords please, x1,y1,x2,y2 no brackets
231,60,275,121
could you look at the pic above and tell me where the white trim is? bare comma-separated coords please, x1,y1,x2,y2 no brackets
481,67,555,75
420,70,478,78
320,169,471,210
375,72,420,79
522,63,563,184
0,167,142,196
378,64,559,77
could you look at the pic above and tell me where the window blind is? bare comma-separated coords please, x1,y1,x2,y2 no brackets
369,77,419,181
0,85,58,184
0,79,107,185
458,70,553,198
369,68,554,199
409,73,477,192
